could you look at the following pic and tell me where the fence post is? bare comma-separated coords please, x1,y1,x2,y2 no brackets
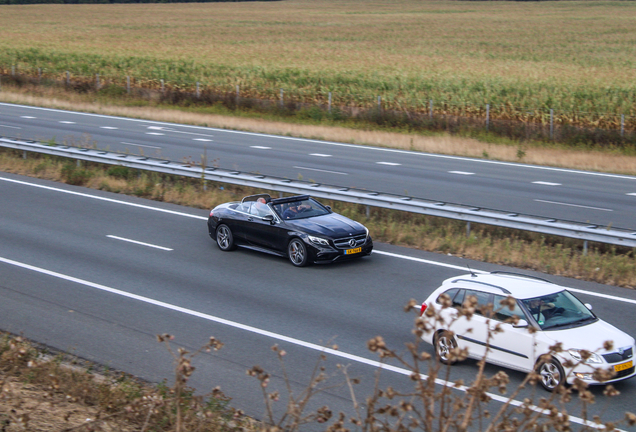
486,104,490,131
550,109,554,140
126,75,130,94
328,92,332,113
621,114,625,137
236,84,240,108
429,100,433,119
96,74,100,90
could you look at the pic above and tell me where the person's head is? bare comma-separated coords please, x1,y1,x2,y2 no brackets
257,197,266,204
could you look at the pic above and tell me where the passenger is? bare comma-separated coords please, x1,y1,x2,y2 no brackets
282,202,310,219
253,197,269,217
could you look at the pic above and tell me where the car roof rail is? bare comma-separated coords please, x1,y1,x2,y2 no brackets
450,278,512,295
489,271,553,284
241,193,272,203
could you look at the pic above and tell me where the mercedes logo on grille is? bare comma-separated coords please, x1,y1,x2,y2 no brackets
349,239,356,247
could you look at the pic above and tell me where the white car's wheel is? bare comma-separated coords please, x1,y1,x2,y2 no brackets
434,331,458,365
536,356,566,391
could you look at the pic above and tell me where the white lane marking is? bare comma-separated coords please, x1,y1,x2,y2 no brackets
449,171,474,175
101,126,118,130
533,181,561,186
146,132,164,136
2,175,635,306
146,125,214,139
0,177,205,220
310,153,332,157
0,125,21,129
59,121,76,124
3,102,636,182
106,235,172,251
627,193,636,196
20,116,36,119
293,166,348,175
193,138,212,142
534,199,613,212
121,142,162,149
377,162,401,166
0,254,621,431
251,146,271,150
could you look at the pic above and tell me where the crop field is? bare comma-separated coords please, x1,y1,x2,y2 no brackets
1,0,635,125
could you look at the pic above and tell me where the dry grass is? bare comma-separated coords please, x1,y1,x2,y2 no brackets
2,88,636,175
1,0,636,124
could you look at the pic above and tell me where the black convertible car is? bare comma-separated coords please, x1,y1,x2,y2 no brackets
207,194,373,266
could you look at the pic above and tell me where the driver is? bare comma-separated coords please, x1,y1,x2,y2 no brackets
282,202,310,219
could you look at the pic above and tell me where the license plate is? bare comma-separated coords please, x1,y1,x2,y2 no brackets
345,247,362,255
614,360,633,372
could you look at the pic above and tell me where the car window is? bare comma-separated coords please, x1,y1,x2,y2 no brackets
493,294,526,323
436,288,459,306
452,289,465,308
250,202,271,217
277,198,330,220
464,289,493,317
521,290,597,330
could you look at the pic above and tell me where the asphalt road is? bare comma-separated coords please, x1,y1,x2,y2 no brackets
1,171,636,430
1,102,636,231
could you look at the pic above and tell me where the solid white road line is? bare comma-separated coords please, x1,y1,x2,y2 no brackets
59,121,76,124
0,125,21,129
0,254,618,431
121,142,162,149
534,199,613,212
101,126,118,130
251,146,271,149
376,162,401,166
449,171,474,175
533,181,561,186
310,153,332,157
106,235,173,251
2,175,635,306
293,166,348,175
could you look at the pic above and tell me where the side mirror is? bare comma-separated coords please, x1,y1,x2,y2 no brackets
513,319,528,328
585,303,593,311
262,214,275,223
325,205,332,212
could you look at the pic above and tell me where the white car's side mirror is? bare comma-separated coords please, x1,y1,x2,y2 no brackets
513,319,528,328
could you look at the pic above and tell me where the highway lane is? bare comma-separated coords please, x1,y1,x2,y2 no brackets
1,172,636,429
2,102,636,231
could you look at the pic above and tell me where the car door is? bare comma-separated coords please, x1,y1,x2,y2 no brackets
448,289,493,361
243,204,286,251
485,294,538,372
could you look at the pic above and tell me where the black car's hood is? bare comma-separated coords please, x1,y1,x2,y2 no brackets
285,213,366,238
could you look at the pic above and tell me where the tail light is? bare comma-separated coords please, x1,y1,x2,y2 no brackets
420,302,428,317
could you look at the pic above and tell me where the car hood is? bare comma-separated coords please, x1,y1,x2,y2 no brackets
285,213,367,238
543,319,635,354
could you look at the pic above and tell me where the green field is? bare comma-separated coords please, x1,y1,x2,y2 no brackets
1,0,635,126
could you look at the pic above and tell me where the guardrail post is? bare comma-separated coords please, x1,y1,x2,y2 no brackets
23,150,27,160
328,92,332,113
11,65,15,76
161,79,165,94
366,205,370,219
196,82,200,99
621,114,625,137
127,75,130,94
66,71,70,87
429,100,433,119
96,74,100,90
377,95,381,110
38,68,41,84
466,221,471,237
280,89,284,107
236,84,240,108
583,240,588,256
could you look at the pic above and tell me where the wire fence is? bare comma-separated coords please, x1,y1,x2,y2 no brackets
1,64,636,147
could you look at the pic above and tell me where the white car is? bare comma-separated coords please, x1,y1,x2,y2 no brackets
419,271,635,391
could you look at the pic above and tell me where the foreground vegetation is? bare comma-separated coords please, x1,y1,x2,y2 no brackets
1,146,635,288
1,0,635,132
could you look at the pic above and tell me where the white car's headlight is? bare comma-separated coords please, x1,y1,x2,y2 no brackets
568,349,603,364
308,235,330,246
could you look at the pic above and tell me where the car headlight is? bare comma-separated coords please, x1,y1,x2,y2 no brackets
568,349,603,364
308,235,330,246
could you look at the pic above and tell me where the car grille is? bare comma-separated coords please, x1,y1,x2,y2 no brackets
333,234,367,249
602,347,633,363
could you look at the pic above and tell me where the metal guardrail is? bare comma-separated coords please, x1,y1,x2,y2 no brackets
2,136,636,248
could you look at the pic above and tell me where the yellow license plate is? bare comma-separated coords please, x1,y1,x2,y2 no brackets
614,360,633,372
345,247,362,255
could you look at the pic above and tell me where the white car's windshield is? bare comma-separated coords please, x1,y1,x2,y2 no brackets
521,290,596,330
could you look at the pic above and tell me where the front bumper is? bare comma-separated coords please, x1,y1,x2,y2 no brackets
308,236,373,264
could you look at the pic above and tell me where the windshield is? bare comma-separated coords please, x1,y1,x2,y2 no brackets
273,198,329,220
521,290,596,330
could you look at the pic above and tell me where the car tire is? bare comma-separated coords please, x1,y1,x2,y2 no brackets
536,356,566,391
216,224,236,251
288,238,309,267
434,330,458,365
